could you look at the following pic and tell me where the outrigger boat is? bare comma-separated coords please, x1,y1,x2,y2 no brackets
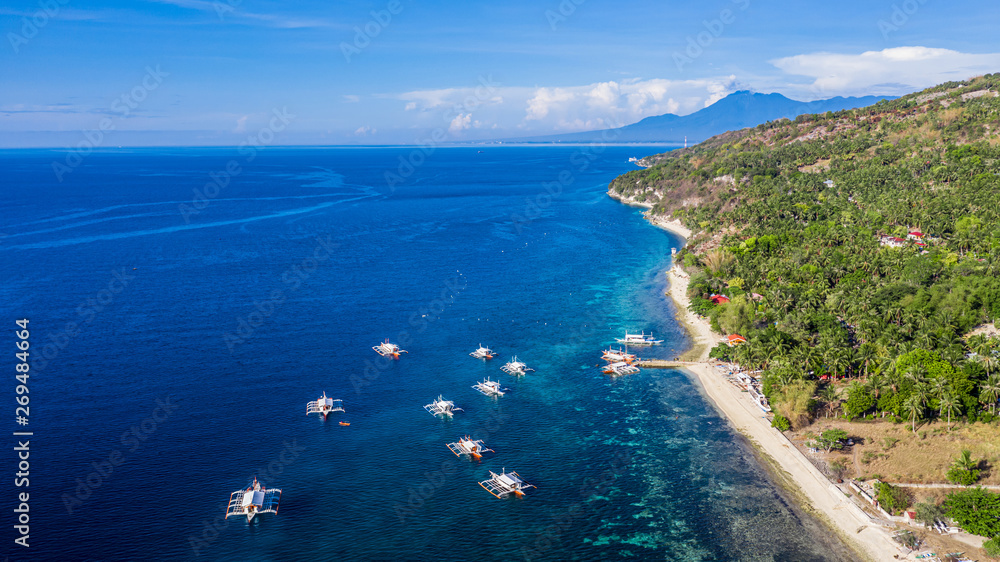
305,392,344,418
472,377,506,397
446,436,494,459
500,356,534,376
225,477,281,522
615,331,662,346
469,344,496,360
479,468,535,499
424,395,463,417
601,347,637,364
603,361,640,376
373,339,407,359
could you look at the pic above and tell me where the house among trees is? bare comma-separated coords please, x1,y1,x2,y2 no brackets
907,231,925,240
710,294,730,304
879,235,906,248
726,334,746,347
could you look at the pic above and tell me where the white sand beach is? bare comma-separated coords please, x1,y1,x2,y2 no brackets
656,224,905,561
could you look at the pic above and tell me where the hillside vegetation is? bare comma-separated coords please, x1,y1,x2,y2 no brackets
610,75,1000,432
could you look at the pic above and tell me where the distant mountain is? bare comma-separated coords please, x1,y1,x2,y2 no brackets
509,90,894,144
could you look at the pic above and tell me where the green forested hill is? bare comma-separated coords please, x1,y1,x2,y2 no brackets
610,74,1000,428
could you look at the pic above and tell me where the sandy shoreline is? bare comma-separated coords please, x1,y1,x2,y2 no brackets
648,217,903,561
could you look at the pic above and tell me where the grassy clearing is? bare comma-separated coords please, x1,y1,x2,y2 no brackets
790,419,1000,485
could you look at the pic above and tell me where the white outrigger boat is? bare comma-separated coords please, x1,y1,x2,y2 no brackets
469,344,496,360
601,347,637,364
603,361,640,376
373,339,407,359
305,392,344,418
500,356,534,376
424,395,463,417
479,468,535,499
472,377,506,397
615,331,662,346
446,436,494,459
225,477,281,522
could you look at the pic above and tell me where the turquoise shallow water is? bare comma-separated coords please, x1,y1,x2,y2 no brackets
0,146,852,560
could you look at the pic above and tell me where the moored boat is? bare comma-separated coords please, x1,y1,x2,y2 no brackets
373,339,408,359
424,395,463,417
479,469,535,499
615,331,662,346
225,477,282,522
469,344,496,360
500,356,534,376
446,436,494,459
472,377,506,397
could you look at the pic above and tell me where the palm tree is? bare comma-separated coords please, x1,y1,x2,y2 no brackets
952,449,976,472
903,393,925,433
930,377,949,417
979,373,1000,415
904,364,928,388
939,391,962,430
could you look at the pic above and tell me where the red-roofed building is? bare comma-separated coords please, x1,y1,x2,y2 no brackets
710,295,730,305
726,334,746,347
880,235,906,248
907,231,925,240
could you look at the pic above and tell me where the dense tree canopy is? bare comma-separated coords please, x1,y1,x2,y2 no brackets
611,75,1000,428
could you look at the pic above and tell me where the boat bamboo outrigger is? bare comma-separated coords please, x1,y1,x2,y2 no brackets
479,468,535,499
601,347,637,364
603,361,640,376
500,356,534,376
446,436,494,459
373,339,407,359
225,477,281,522
469,344,496,360
472,377,506,397
424,395,463,417
305,392,344,418
615,331,662,346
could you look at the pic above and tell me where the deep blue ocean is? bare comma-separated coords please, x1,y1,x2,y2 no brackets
0,146,852,561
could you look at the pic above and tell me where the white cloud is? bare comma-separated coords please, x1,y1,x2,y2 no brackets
342,95,360,103
354,125,376,136
525,87,576,121
448,113,472,133
771,46,1000,99
388,77,742,135
522,76,739,131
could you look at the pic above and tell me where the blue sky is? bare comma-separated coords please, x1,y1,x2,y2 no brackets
2,0,1000,146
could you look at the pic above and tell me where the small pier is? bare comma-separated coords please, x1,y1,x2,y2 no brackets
636,360,698,369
